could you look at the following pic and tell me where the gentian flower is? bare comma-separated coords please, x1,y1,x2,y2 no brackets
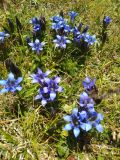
63,108,81,137
84,34,96,46
79,92,94,111
29,17,39,25
50,15,65,23
103,16,111,25
51,21,64,31
63,24,73,33
73,26,80,37
53,35,71,48
28,39,45,54
90,113,104,132
0,73,23,94
68,11,78,22
31,68,51,85
31,68,63,106
33,24,41,32
0,32,10,43
63,108,103,137
35,77,63,106
82,77,96,91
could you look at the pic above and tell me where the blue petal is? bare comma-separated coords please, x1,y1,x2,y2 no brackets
80,123,92,132
95,124,103,133
37,68,42,74
17,77,23,83
50,91,56,101
28,42,34,47
97,113,104,121
35,39,40,44
45,70,51,76
35,95,41,100
8,73,14,81
16,86,22,91
72,108,78,115
73,127,80,137
54,76,61,83
64,123,72,131
41,99,47,106
0,80,7,85
43,87,49,93
57,86,63,92
0,88,8,94
32,79,38,83
63,115,72,122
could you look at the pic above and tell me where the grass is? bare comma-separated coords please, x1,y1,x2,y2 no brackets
0,0,120,159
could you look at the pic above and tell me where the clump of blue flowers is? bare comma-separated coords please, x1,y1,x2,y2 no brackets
51,13,73,35
0,31,10,43
29,16,46,34
73,25,96,48
31,68,63,106
51,11,96,51
63,77,103,138
0,73,23,94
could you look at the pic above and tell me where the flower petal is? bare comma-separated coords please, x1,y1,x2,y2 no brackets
80,123,92,132
63,115,72,122
72,108,78,115
17,77,23,83
73,127,80,137
16,86,22,91
0,80,7,85
35,94,41,100
95,124,103,133
0,88,8,94
64,123,72,131
50,91,56,101
41,99,47,106
8,73,14,81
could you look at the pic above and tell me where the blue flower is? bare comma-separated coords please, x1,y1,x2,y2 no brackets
50,15,65,23
68,11,78,22
32,68,63,106
51,21,64,31
90,113,104,132
33,24,41,32
0,32,10,43
84,34,96,46
28,39,45,54
53,35,71,48
0,73,23,94
103,16,111,25
63,24,73,33
79,92,94,111
63,108,81,137
29,17,39,25
31,68,51,85
82,77,96,91
63,107,103,137
35,76,63,106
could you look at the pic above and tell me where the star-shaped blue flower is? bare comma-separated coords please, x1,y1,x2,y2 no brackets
28,39,45,54
53,35,71,49
0,73,23,94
